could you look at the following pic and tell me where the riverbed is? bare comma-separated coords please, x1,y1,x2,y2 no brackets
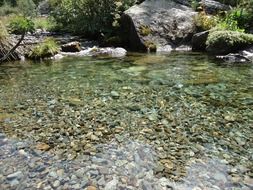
0,52,252,190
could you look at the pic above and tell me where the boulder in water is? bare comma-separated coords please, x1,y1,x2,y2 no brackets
121,0,197,52
61,41,81,52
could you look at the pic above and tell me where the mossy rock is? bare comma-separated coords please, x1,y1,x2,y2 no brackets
206,30,253,55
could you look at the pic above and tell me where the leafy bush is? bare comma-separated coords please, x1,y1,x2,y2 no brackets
28,38,59,59
8,16,35,34
0,2,18,16
206,30,253,54
16,0,37,17
49,0,138,37
34,17,57,31
195,12,218,31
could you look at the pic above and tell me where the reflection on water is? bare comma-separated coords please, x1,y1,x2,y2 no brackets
0,52,253,189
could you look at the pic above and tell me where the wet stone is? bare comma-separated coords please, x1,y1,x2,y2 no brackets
6,171,23,180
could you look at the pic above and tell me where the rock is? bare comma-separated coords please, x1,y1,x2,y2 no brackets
104,177,118,190
216,53,251,63
142,181,153,190
61,46,127,58
86,186,97,190
61,41,81,52
216,45,253,63
121,0,197,52
75,168,85,178
97,176,106,186
8,179,19,186
36,143,51,151
192,30,209,51
240,46,253,61
110,91,120,98
90,47,127,57
6,171,23,180
72,183,81,189
244,176,253,188
53,53,64,60
111,47,127,57
200,0,230,14
53,180,61,188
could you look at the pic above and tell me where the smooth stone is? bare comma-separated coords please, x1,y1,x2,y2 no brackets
111,91,120,98
72,183,81,189
6,171,23,180
99,167,110,175
9,179,20,186
86,186,97,190
142,181,153,190
104,177,118,190
56,169,65,177
53,180,61,188
49,171,58,178
75,168,85,178
244,176,253,187
98,176,106,186
213,172,227,182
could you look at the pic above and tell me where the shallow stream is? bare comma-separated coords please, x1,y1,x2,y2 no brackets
0,52,252,189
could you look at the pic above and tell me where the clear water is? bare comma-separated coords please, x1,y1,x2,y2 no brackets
0,52,252,189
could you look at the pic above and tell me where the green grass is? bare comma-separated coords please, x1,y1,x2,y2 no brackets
28,38,59,60
0,21,8,41
34,17,57,31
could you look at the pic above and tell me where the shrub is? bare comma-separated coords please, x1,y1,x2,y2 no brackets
49,0,138,37
8,16,35,34
0,2,18,16
34,17,57,31
16,0,37,17
206,30,253,54
195,12,218,31
28,38,59,59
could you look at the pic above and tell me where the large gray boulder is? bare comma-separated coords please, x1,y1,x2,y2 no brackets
200,0,230,15
121,0,197,52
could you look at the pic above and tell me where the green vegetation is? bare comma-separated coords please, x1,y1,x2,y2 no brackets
0,16,35,62
195,12,218,31
16,0,36,17
8,16,35,34
206,30,253,54
34,17,57,31
0,2,18,16
28,38,59,59
139,25,152,36
48,0,138,37
194,0,253,38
